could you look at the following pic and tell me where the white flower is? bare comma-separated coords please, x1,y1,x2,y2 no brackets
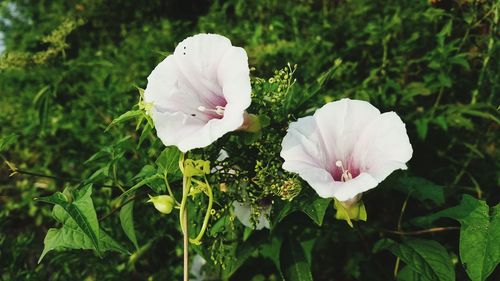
233,201,271,230
144,34,251,152
190,255,207,281
280,98,413,201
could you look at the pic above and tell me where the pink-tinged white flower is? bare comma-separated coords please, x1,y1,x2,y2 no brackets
144,34,251,152
233,201,271,230
280,98,413,201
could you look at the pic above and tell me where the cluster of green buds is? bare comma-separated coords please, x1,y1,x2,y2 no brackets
275,178,302,201
251,63,297,116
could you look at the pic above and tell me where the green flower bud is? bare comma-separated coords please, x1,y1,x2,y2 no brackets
333,195,367,227
147,195,175,214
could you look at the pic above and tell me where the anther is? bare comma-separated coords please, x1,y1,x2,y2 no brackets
197,105,225,116
335,160,353,182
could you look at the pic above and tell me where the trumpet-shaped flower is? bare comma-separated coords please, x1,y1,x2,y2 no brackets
144,34,251,152
280,98,413,201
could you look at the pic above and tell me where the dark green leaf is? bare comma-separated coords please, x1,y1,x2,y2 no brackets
119,197,139,250
398,266,431,281
0,134,17,152
374,238,455,281
414,195,499,281
221,231,267,278
280,237,313,281
393,176,445,205
272,195,331,228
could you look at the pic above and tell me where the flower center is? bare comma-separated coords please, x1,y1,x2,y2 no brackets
335,160,353,182
198,105,225,116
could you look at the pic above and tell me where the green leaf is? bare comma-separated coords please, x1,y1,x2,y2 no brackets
415,118,429,140
0,134,17,152
35,185,100,254
272,195,331,228
284,59,341,114
118,174,162,201
414,195,499,281
398,266,431,281
137,121,153,148
39,225,129,263
38,188,129,262
374,238,455,281
299,197,332,226
119,197,139,250
155,146,182,180
280,238,314,281
221,231,267,278
393,176,445,205
105,109,143,131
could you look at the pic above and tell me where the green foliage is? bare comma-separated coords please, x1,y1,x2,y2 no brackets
37,185,128,262
0,0,498,280
415,195,500,281
374,238,455,281
119,198,139,250
280,238,313,281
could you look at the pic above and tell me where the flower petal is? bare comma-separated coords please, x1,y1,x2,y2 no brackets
352,111,413,182
313,98,380,169
280,115,328,169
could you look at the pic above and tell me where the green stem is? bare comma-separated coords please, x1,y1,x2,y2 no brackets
189,176,213,245
178,152,189,281
179,176,190,234
164,173,180,206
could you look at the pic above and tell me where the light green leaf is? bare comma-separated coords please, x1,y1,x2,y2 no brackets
155,146,182,180
38,190,129,262
118,174,162,201
120,197,139,250
35,185,100,254
374,238,455,281
280,238,314,281
105,109,143,131
39,225,129,263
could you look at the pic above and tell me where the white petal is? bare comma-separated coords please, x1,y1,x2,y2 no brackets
352,112,413,182
233,201,270,230
280,116,328,169
312,98,380,169
190,255,207,281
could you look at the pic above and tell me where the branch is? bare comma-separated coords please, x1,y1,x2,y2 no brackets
383,226,460,236
5,161,126,189
99,194,138,221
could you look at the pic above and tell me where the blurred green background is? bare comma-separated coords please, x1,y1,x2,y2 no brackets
0,0,498,280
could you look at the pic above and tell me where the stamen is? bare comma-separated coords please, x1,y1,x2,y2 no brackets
335,160,353,182
197,105,225,116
